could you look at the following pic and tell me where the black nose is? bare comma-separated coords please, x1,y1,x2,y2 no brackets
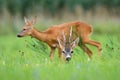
17,34,22,37
66,57,71,61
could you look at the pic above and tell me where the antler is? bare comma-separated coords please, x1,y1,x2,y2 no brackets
58,28,72,47
69,26,72,42
57,31,66,49
62,31,66,44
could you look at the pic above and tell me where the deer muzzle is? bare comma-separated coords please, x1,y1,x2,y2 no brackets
66,54,71,61
17,34,22,37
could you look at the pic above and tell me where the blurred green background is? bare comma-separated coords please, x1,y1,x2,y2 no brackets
0,1,120,80
0,0,120,35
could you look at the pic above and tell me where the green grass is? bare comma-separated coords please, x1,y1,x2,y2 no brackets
0,32,120,80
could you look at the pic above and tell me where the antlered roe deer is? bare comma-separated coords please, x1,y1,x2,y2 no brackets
17,17,102,61
57,27,79,61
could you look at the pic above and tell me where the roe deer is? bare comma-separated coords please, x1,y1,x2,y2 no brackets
17,17,102,61
57,27,79,61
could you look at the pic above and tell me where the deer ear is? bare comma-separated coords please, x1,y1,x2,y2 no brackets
57,38,64,49
24,17,30,24
31,16,37,25
71,37,79,49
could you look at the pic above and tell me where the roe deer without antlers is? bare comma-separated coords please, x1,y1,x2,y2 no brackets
17,17,102,61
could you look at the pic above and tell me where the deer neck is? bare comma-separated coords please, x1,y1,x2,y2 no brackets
31,28,47,42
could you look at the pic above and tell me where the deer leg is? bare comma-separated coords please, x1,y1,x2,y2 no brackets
84,40,102,57
58,48,66,61
79,44,93,59
58,48,62,58
50,47,56,60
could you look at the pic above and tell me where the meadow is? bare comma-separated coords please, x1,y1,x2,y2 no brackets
0,22,120,80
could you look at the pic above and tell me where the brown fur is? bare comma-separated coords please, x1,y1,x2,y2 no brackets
18,18,102,60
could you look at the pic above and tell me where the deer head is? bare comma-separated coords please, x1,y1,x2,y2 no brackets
57,27,79,61
17,16,37,37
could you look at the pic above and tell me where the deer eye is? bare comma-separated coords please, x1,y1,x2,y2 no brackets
62,51,65,53
71,51,73,53
23,29,26,30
